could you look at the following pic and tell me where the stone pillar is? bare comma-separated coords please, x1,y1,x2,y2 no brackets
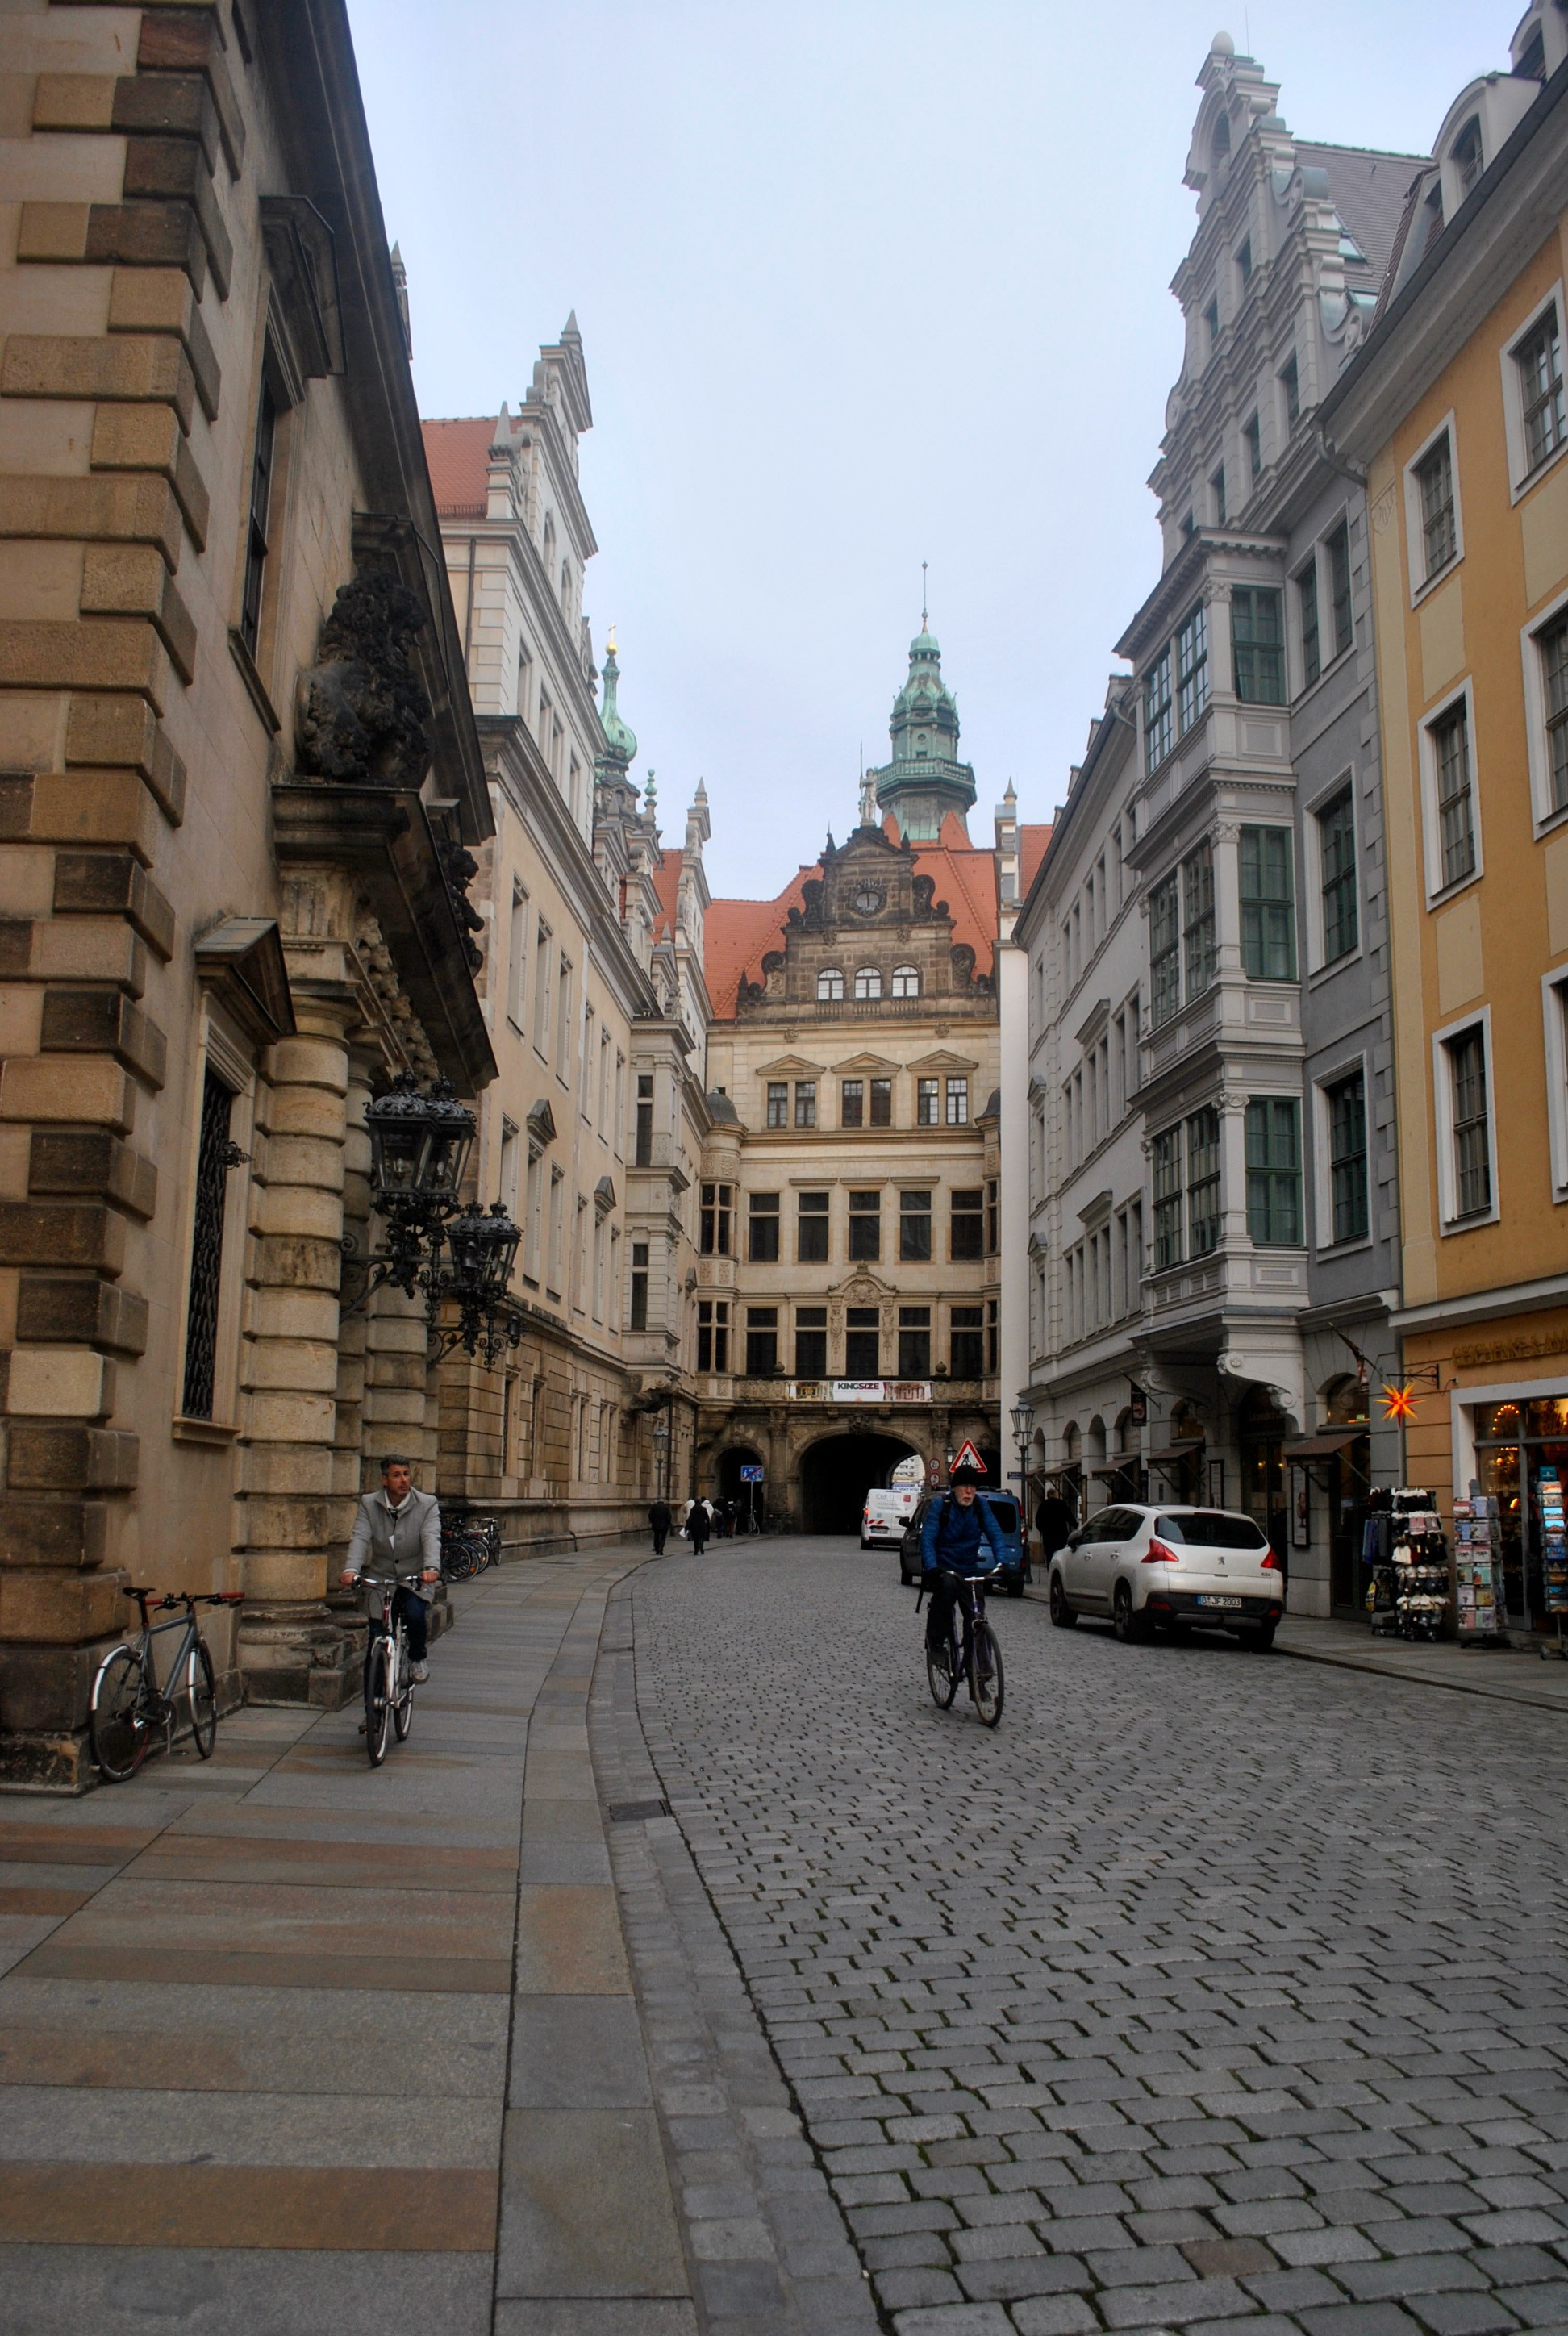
233,999,357,1707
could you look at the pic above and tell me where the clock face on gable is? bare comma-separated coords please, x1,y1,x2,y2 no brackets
852,883,884,917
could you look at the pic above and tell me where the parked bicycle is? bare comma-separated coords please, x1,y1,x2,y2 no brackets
90,1586,245,1782
440,1509,501,1583
923,1566,1005,1727
361,1567,427,1766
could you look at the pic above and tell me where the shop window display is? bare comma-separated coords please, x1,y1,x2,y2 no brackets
1471,1398,1568,1629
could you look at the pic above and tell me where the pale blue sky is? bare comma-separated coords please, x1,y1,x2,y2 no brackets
348,0,1508,896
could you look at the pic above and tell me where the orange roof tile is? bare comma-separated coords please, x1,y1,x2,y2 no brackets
421,417,493,519
1020,823,1053,897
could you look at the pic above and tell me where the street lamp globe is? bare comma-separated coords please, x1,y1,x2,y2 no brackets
365,1071,476,1216
1010,1401,1035,1445
445,1198,521,1300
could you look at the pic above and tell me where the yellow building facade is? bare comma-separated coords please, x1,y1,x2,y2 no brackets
1322,20,1568,1632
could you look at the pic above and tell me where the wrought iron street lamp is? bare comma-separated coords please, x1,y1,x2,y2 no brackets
1010,1401,1036,1570
435,1199,524,1366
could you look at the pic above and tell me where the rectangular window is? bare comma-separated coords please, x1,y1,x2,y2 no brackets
797,1189,830,1262
1448,1028,1492,1218
1186,1105,1222,1257
794,1079,816,1128
1245,1098,1302,1245
950,1304,984,1379
840,1078,863,1127
507,884,528,1025
1144,647,1174,772
1517,304,1565,473
898,1306,931,1379
1176,602,1209,733
240,373,278,660
848,1189,881,1262
986,1177,999,1254
945,1077,968,1126
1182,840,1216,998
749,1191,780,1262
635,1072,653,1166
181,1064,240,1420
1240,826,1296,980
1281,352,1300,427
1328,1070,1369,1244
1204,294,1220,351
1150,871,1181,1028
555,955,573,1073
1211,465,1227,526
916,1077,940,1127
899,1188,932,1262
1245,410,1261,483
700,1181,732,1256
1297,554,1320,687
950,1186,984,1260
697,1296,730,1373
869,1077,892,1126
629,1239,648,1331
1540,612,1568,814
1232,586,1285,703
1326,522,1353,657
766,1082,788,1129
1319,786,1358,962
1153,1126,1182,1270
1237,236,1253,284
1432,699,1476,887
745,1307,778,1376
1416,432,1457,577
844,1306,879,1379
794,1305,828,1378
532,922,552,1050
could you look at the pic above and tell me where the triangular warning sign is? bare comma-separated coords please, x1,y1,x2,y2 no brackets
952,1440,987,1475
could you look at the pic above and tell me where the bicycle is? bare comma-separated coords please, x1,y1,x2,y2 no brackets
359,1570,424,1767
90,1586,245,1782
921,1566,1005,1727
440,1510,501,1583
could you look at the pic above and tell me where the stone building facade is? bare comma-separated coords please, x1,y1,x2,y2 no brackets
0,0,496,1783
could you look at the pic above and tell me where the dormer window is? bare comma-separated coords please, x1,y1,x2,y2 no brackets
1453,117,1483,198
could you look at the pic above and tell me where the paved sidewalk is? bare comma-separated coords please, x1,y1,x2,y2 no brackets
1274,1615,1568,1715
0,1550,692,2336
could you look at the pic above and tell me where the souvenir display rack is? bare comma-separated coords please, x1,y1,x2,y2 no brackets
1365,1487,1449,1641
1453,1492,1507,1645
1541,1467,1566,1659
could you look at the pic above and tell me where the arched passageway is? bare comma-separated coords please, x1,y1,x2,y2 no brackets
718,1445,765,1511
800,1433,918,1534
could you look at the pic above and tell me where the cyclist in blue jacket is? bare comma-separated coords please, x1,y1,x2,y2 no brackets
920,1464,1005,1672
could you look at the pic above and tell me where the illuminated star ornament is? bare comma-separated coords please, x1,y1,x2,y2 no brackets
1380,1382,1420,1424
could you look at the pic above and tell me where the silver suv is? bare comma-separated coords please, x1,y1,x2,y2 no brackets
1048,1505,1285,1651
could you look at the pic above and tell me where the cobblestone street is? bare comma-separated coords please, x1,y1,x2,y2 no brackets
635,1537,1568,2336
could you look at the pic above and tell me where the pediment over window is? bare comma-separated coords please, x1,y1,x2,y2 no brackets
907,1049,978,1075
831,1270,895,1304
830,1051,901,1076
526,1098,557,1147
756,1054,827,1079
194,918,297,1050
594,1176,617,1213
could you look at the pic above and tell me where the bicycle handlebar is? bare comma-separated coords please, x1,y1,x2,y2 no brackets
121,1587,245,1612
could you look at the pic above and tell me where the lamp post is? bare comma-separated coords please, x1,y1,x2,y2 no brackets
650,1408,669,1504
1010,1400,1035,1574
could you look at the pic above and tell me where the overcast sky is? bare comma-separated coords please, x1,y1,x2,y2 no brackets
348,0,1505,899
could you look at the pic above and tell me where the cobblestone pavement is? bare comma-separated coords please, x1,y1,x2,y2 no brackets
633,1537,1568,2336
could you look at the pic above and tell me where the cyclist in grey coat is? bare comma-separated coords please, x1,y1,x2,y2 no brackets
340,1454,442,1680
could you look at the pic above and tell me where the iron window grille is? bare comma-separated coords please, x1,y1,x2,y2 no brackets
1245,1098,1302,1245
1432,700,1476,886
1449,1028,1492,1217
1328,1070,1369,1243
797,1190,830,1262
1232,586,1286,703
1186,1106,1222,1256
1153,1127,1183,1270
1416,434,1457,577
899,1191,932,1263
1319,786,1359,962
1240,826,1296,980
749,1192,780,1262
181,1065,246,1420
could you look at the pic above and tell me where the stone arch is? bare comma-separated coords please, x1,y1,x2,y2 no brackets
798,1428,919,1534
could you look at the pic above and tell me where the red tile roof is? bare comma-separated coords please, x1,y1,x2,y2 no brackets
421,417,494,519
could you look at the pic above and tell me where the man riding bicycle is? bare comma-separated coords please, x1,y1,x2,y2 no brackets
920,1464,1006,1673
340,1454,441,1683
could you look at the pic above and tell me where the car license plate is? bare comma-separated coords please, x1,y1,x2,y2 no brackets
1196,1594,1242,1608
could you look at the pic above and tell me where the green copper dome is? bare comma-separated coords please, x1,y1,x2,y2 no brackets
870,623,976,842
597,631,637,775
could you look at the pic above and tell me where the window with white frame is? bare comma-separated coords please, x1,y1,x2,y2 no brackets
1422,689,1479,895
1239,826,1295,981
1176,603,1209,733
1245,1098,1302,1245
1325,522,1353,659
1232,586,1286,703
1149,870,1180,1028
1543,970,1568,1201
507,882,528,1027
853,966,881,1001
891,964,920,998
1245,411,1261,486
1144,646,1173,772
1296,553,1321,689
1324,1069,1369,1245
1186,1106,1222,1256
1524,598,1568,825
1153,1126,1182,1269
1406,421,1461,593
817,967,844,1001
1436,1018,1495,1225
1506,293,1566,490
1182,839,1216,997
1317,784,1359,965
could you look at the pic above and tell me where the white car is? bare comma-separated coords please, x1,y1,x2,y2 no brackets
861,1486,919,1550
1048,1504,1285,1650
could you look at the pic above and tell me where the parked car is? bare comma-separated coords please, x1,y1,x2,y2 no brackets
899,1490,1027,1595
861,1485,920,1550
1047,1505,1284,1650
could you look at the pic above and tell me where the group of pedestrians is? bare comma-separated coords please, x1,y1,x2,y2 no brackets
648,1494,761,1554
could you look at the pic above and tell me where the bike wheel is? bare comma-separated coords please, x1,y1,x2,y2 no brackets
970,1622,1004,1727
926,1633,960,1709
364,1638,392,1767
393,1648,414,1742
91,1644,150,1781
186,1639,218,1759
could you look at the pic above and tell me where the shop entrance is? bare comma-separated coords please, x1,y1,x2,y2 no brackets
1473,1395,1568,1628
800,1433,919,1534
1239,1387,1289,1563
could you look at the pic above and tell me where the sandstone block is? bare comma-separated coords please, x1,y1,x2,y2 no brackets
28,770,164,861
15,202,90,262
0,1200,127,1272
27,916,147,995
247,1342,341,1395
8,1422,138,1490
90,403,208,549
0,1055,136,1133
41,989,167,1088
0,1495,108,1569
252,1233,344,1294
29,1130,156,1218
53,853,175,959
111,72,221,173
80,545,195,680
121,137,231,297
6,1347,112,1419
31,73,118,131
238,1552,337,1604
138,6,245,176
63,689,156,777
234,1442,336,1497
269,1035,349,1095
0,475,182,571
0,335,196,433
84,200,206,296
263,1133,348,1193
0,1641,104,1735
251,1187,344,1245
0,1565,125,1643
0,621,169,715
246,1389,336,1445
265,1085,351,1141
107,263,220,419
16,1275,147,1353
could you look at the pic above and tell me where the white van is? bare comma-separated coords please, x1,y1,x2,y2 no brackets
861,1485,920,1550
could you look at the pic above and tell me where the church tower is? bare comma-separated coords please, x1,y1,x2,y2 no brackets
869,619,978,843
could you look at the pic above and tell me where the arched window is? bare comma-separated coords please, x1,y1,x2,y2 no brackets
891,964,920,999
817,968,844,1001
1453,116,1483,198
853,967,882,1001
1212,111,1231,164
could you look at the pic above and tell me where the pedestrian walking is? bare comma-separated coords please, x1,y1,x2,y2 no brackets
648,1497,672,1555
1036,1491,1074,1568
687,1497,711,1554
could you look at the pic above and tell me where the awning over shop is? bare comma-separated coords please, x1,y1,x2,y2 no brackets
1282,1429,1366,1459
1144,1441,1206,1467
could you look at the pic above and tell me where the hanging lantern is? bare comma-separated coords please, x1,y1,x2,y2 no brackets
365,1072,476,1216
